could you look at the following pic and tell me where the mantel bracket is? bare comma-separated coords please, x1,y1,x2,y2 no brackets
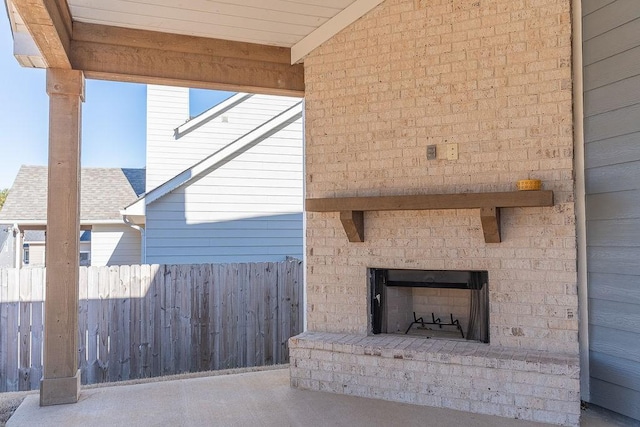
480,207,501,243
340,210,364,242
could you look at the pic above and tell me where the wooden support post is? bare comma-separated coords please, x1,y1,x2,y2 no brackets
479,207,501,244
340,211,364,243
40,68,84,406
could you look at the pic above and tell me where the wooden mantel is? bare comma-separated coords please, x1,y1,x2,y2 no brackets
305,191,554,243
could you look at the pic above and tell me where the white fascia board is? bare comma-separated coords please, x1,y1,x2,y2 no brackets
0,219,125,226
6,0,45,67
146,101,303,206
174,92,253,139
121,198,146,216
0,220,45,226
291,0,384,64
14,31,41,58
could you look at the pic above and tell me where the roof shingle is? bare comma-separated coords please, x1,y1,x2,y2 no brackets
0,165,145,222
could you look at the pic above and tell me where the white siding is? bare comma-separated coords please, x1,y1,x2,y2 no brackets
146,86,189,191
0,229,14,268
27,244,46,267
91,224,141,266
145,85,301,190
145,117,303,264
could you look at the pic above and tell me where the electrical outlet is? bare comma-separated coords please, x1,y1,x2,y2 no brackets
426,145,437,160
446,143,458,160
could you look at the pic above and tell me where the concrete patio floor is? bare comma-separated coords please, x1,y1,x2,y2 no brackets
6,367,635,427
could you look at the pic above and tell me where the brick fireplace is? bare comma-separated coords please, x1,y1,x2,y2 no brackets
290,0,579,425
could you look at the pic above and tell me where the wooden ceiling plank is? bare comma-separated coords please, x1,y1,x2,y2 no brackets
11,0,72,68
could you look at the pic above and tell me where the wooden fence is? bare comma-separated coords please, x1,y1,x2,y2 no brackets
0,260,303,392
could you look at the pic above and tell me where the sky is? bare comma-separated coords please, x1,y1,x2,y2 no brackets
0,9,232,190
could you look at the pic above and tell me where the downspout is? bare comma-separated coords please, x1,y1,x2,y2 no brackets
12,223,21,269
301,99,307,333
12,223,21,288
123,216,146,264
572,0,589,401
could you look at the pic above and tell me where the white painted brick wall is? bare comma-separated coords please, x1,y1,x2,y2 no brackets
304,0,577,354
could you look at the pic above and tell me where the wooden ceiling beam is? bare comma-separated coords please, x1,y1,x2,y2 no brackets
72,22,292,65
11,0,72,69
70,22,304,96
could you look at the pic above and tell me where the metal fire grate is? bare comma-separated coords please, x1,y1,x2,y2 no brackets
405,312,464,339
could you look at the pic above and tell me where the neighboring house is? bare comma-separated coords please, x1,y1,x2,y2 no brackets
0,165,145,267
123,86,304,264
21,230,46,266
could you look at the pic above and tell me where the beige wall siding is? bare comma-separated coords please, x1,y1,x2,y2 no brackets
304,0,577,353
91,224,141,266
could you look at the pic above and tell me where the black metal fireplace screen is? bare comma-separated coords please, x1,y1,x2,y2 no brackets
370,268,489,343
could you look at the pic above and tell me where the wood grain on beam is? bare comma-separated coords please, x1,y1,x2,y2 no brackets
70,23,304,96
480,207,501,243
11,0,72,68
340,210,364,242
72,22,292,65
306,191,554,212
41,68,83,405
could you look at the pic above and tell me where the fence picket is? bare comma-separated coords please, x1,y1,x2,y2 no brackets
0,261,302,391
179,264,190,373
29,268,44,390
78,267,88,385
211,264,221,371
118,265,131,381
18,269,31,391
267,262,279,365
86,267,99,385
238,263,248,368
199,264,210,371
129,264,141,379
139,264,151,378
98,266,110,382
6,269,19,391
0,269,7,392
150,264,161,377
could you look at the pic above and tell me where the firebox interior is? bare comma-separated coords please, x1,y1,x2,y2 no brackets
370,268,489,343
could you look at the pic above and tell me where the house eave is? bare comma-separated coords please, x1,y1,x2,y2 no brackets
0,219,127,229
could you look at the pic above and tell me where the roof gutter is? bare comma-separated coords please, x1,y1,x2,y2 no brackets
0,219,127,226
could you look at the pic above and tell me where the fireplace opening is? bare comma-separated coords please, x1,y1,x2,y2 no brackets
369,268,489,343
